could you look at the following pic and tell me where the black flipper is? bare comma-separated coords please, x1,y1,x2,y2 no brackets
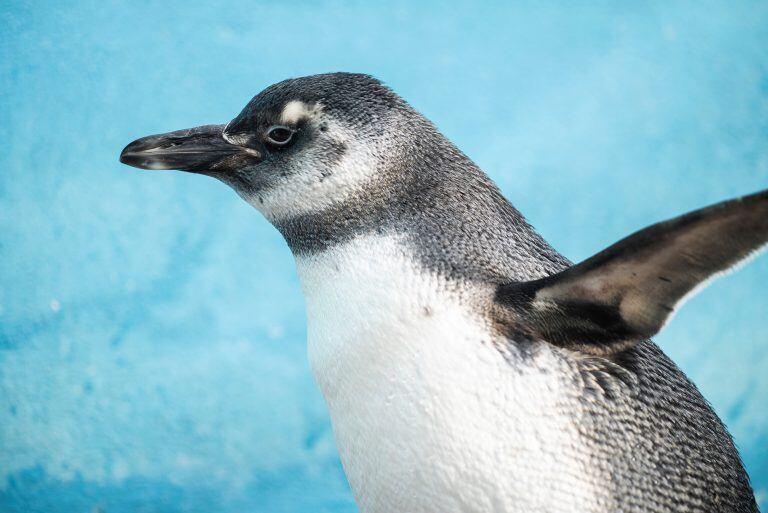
496,189,768,356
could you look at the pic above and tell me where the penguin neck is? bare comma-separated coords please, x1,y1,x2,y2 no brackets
275,145,570,283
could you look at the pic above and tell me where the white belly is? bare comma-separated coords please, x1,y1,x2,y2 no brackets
295,235,606,513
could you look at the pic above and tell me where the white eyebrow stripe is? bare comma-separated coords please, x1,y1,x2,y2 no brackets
280,100,322,125
222,101,323,146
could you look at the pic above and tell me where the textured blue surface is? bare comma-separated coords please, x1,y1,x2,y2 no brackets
1,1,767,511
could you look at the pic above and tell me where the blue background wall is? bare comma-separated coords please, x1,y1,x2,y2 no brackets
1,1,767,511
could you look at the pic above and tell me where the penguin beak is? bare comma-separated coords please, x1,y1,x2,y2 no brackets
119,124,261,174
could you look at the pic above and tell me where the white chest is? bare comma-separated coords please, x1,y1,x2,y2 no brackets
295,235,606,513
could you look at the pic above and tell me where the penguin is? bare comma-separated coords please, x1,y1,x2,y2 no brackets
120,73,765,513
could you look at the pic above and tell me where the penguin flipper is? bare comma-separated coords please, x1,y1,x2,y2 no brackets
496,189,768,356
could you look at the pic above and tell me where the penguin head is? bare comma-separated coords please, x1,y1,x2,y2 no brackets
121,73,428,221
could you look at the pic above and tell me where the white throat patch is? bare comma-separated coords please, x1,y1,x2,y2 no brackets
245,115,392,222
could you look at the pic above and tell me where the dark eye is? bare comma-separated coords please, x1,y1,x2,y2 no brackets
265,125,295,146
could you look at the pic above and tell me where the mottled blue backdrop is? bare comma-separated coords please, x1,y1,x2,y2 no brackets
1,1,767,511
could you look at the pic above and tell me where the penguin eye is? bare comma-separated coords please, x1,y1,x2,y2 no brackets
265,126,295,147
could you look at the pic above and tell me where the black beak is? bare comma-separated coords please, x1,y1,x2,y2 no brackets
119,124,261,174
